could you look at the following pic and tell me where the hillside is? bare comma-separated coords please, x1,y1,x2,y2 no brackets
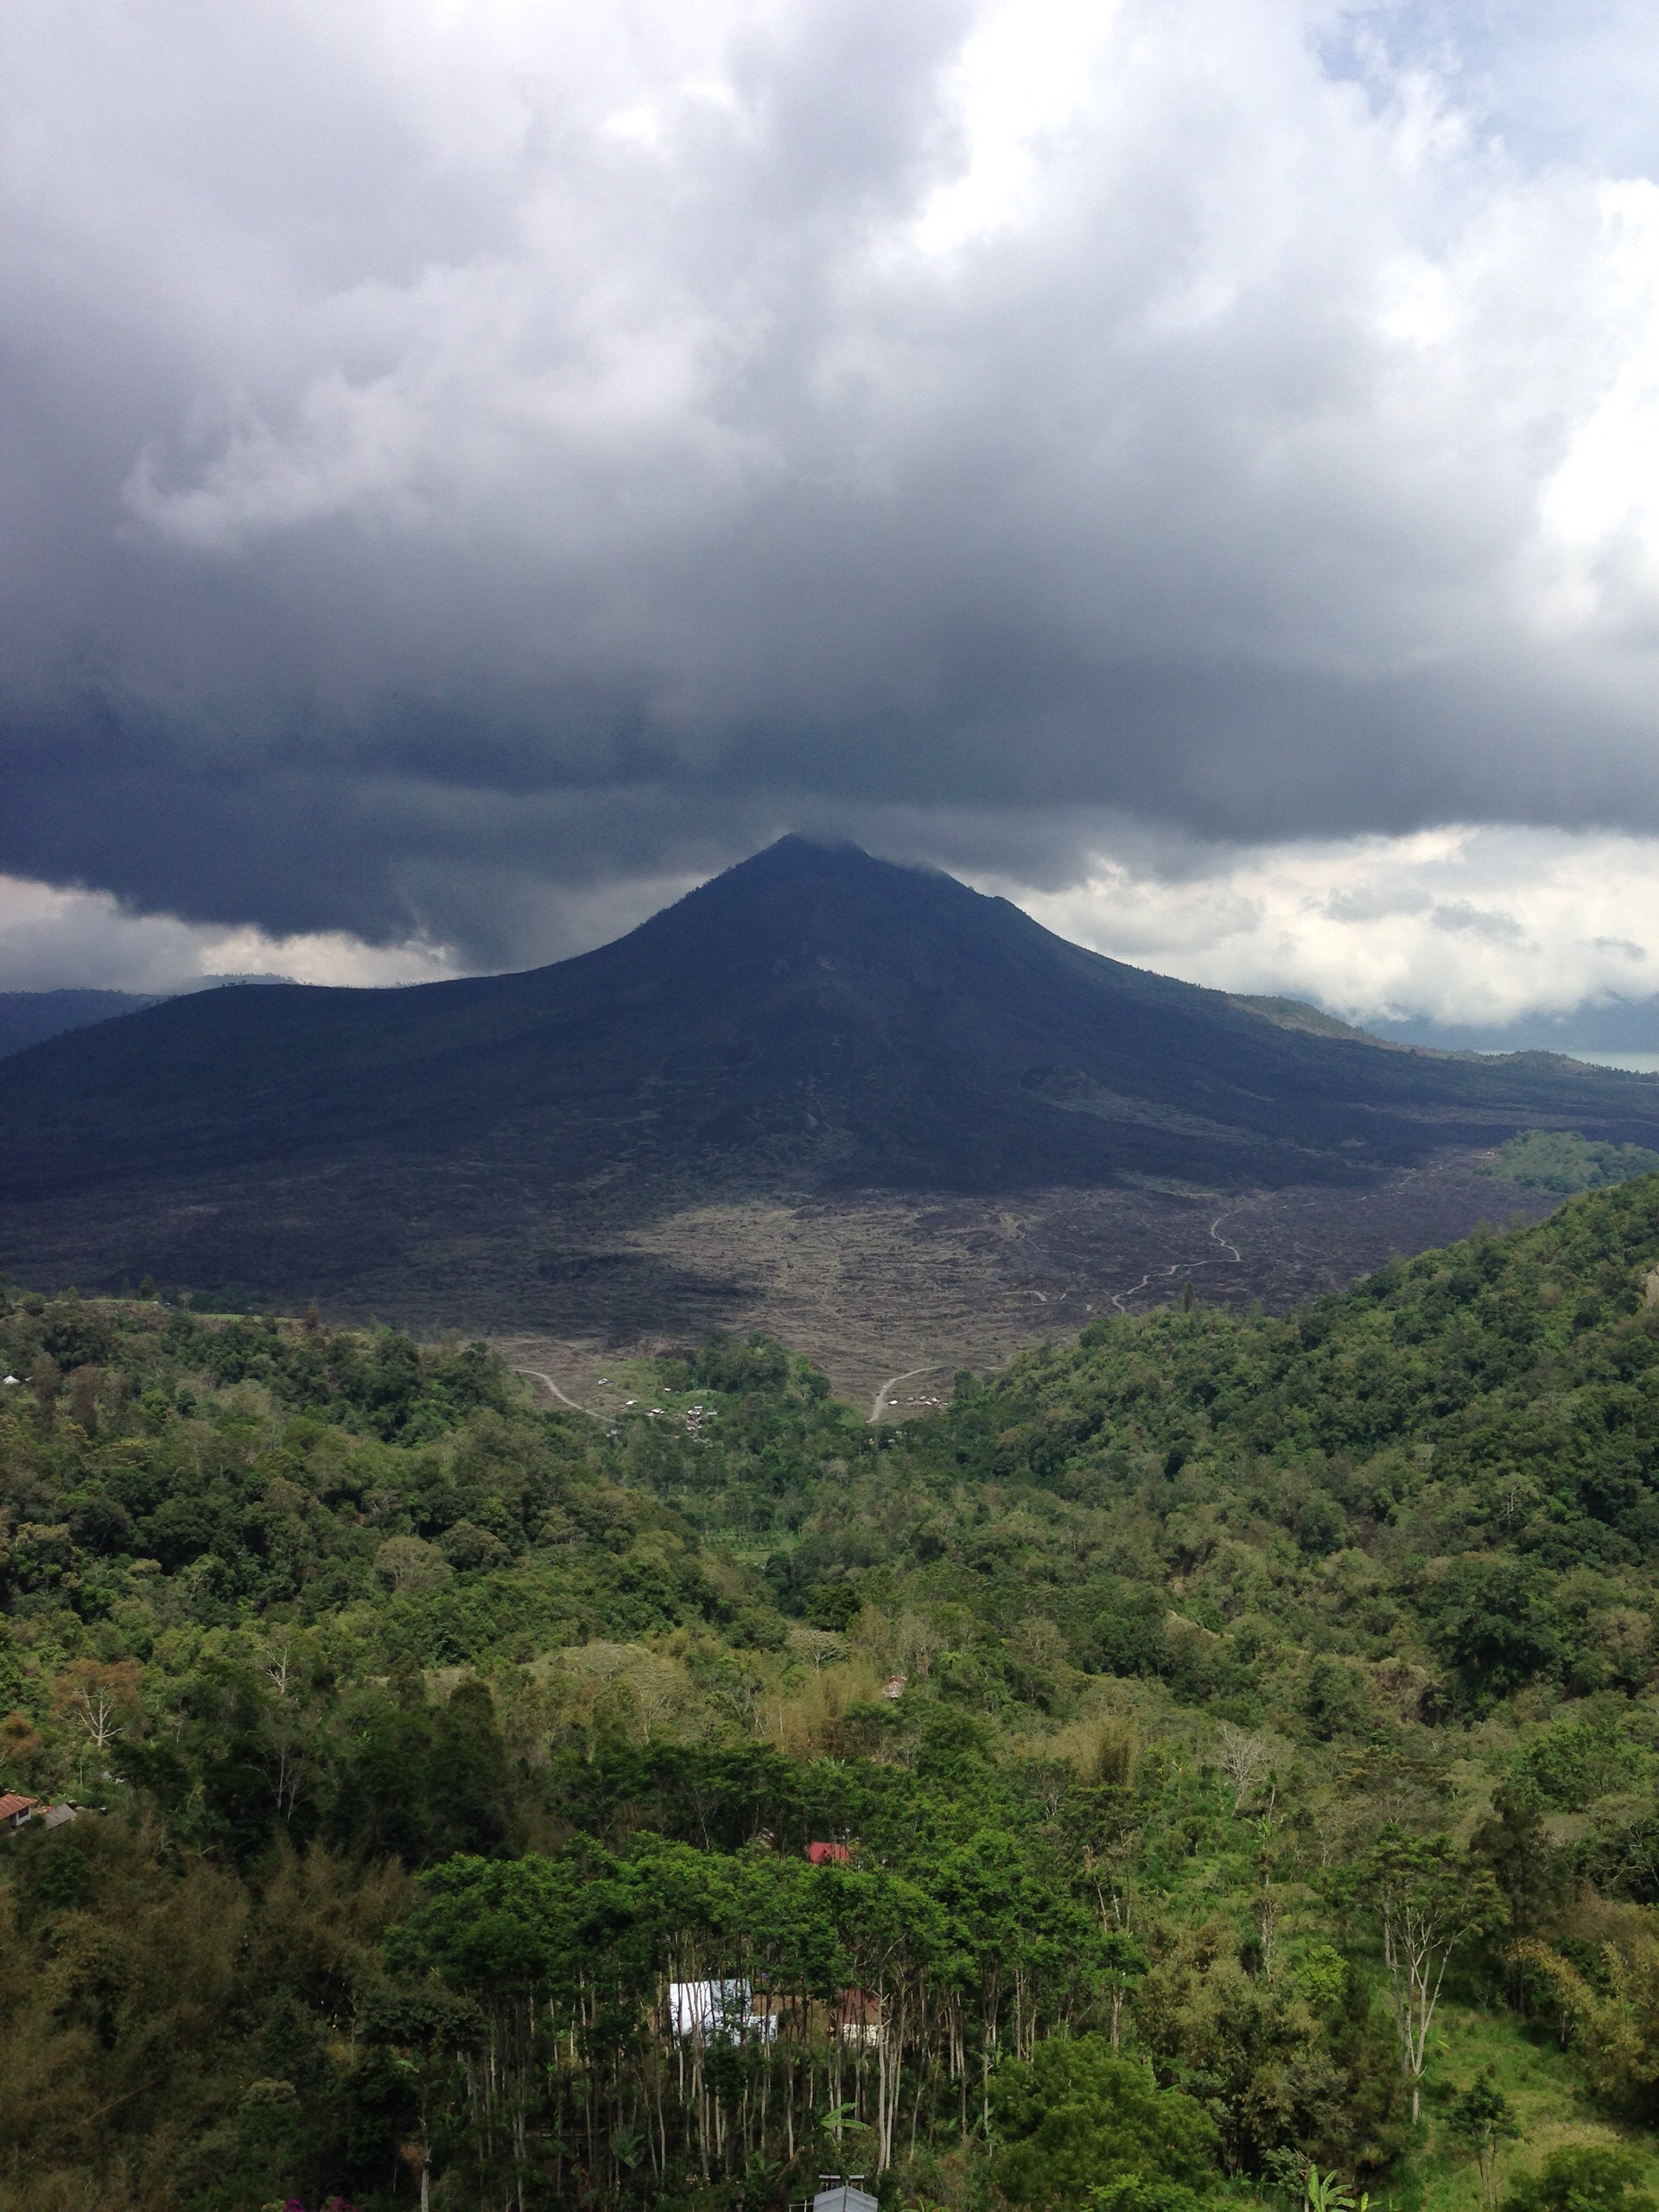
12,1186,1659,2206
0,839,1656,1365
0,977,295,1061
0,986,165,1058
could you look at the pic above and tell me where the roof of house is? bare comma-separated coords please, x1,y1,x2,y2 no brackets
806,1840,851,1865
813,2185,878,2212
0,1792,38,1822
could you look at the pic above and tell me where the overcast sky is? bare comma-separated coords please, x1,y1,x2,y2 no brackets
6,0,1659,1022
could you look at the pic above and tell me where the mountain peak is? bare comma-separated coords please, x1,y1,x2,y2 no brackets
695,833,938,896
4,842,1659,1327
619,832,994,976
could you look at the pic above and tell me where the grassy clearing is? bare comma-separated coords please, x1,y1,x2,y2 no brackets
1412,2009,1659,2212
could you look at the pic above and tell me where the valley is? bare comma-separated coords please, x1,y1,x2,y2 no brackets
500,1147,1558,1411
8,1178,1659,2209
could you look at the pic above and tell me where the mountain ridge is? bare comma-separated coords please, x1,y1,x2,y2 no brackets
0,974,299,1063
0,987,168,1060
1,836,1656,1332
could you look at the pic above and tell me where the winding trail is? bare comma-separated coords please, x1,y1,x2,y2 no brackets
869,1363,950,1423
513,1366,596,1418
1109,1209,1243,1313
516,1211,1246,1429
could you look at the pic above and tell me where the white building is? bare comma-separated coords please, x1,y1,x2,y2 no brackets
667,1980,777,2044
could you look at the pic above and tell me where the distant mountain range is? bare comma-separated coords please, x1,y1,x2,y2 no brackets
0,974,293,1061
1,838,1656,1320
1364,998,1659,1063
0,988,168,1059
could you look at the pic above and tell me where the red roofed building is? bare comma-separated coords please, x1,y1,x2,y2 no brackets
806,1840,851,1866
0,1792,37,1831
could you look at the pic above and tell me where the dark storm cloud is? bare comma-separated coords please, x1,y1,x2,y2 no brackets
3,0,1659,968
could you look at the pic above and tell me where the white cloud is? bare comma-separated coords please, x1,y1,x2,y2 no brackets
0,877,457,993
997,824,1659,1027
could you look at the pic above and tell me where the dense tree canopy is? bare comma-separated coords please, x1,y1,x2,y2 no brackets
12,1182,1659,2205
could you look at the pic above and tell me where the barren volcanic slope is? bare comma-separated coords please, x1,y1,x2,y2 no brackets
0,837,1654,1376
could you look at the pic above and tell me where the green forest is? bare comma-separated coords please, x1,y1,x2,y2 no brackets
16,1181,1659,2211
1479,1130,1659,1194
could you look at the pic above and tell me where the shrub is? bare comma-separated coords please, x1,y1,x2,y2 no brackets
990,2036,1220,2212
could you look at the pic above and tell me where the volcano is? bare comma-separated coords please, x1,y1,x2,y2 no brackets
1,836,1655,1333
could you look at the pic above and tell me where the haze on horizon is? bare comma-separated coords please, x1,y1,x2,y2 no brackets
6,0,1659,1046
